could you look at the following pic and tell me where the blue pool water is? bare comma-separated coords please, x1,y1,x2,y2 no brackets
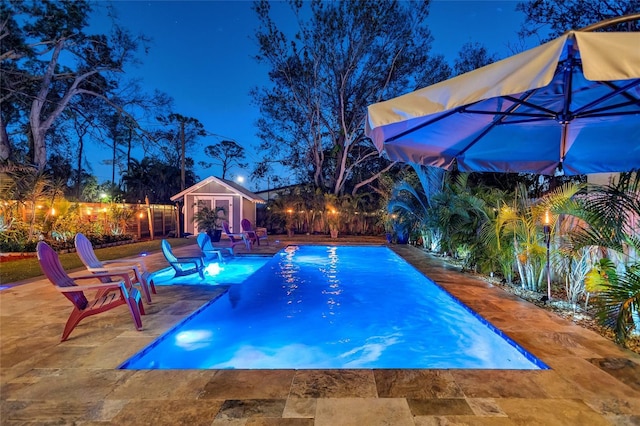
122,245,547,370
151,256,270,286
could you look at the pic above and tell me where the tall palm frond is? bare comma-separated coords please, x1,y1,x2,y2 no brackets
565,171,640,342
569,174,639,254
390,181,429,216
597,266,640,343
411,164,444,208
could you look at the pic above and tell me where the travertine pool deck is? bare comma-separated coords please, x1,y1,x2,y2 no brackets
1,237,640,425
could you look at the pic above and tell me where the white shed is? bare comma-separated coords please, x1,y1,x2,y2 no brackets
170,176,265,236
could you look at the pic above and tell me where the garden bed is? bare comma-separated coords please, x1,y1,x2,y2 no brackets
1,239,136,262
0,252,37,262
442,255,640,356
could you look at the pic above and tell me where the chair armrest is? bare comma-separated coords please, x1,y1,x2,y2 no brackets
59,279,135,299
71,272,133,286
102,258,149,273
87,265,141,276
57,281,123,292
175,256,204,266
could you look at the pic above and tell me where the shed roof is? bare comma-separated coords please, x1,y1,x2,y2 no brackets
170,176,265,203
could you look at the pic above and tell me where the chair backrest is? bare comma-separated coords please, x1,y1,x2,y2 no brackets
222,221,231,234
161,240,178,263
196,233,212,251
37,241,89,310
74,233,103,269
222,221,239,242
241,219,253,232
196,233,206,249
162,239,202,275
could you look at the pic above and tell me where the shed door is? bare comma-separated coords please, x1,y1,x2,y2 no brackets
214,197,233,230
194,196,233,233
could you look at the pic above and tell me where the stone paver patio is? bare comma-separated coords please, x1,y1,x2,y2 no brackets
1,236,640,425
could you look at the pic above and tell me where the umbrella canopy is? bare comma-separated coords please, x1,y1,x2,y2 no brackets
366,30,640,175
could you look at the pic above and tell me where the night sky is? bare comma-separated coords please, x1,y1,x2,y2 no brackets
90,0,528,188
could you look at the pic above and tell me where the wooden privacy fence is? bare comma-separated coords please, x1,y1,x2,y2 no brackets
86,202,179,240
132,203,178,240
2,201,178,241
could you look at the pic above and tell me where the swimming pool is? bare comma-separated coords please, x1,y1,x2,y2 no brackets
151,256,270,285
122,245,547,370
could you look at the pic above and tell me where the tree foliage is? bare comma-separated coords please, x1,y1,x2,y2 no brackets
200,140,248,180
0,0,148,171
122,156,197,203
516,0,640,41
560,173,640,342
152,114,204,166
94,84,173,185
453,42,498,76
251,0,450,195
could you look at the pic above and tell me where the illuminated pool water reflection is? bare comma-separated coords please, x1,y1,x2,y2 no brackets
122,245,547,370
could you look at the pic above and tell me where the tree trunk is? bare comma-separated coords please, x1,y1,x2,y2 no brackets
76,134,84,199
515,254,526,289
0,114,10,161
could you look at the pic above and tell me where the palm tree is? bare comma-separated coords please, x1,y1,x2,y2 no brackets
3,167,62,240
493,183,582,291
387,165,444,247
429,174,490,270
192,205,226,241
566,173,640,343
122,158,153,202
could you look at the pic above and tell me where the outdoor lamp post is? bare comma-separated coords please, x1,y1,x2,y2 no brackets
543,210,551,301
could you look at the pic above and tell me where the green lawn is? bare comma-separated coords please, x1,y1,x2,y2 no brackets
1,238,197,285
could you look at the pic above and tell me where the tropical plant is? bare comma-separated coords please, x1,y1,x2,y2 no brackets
386,165,445,247
1,167,65,240
324,193,341,232
556,246,603,307
467,184,511,278
493,183,581,291
584,257,617,310
107,204,136,235
597,266,640,343
192,205,226,233
48,200,80,241
565,173,640,343
430,173,490,270
264,192,300,235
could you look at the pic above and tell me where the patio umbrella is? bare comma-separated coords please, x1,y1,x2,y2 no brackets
365,24,640,176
